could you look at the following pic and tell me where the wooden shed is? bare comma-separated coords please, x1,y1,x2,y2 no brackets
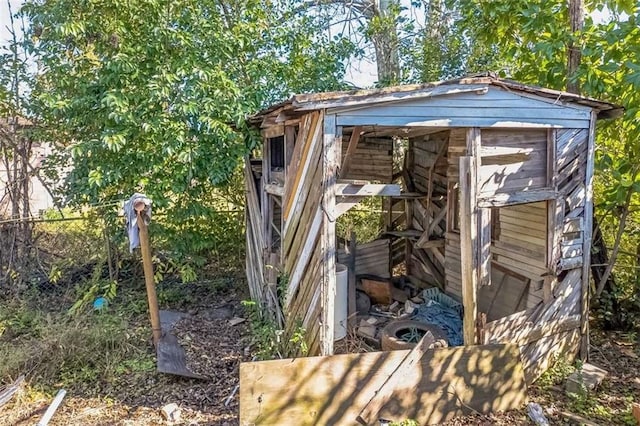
244,74,621,383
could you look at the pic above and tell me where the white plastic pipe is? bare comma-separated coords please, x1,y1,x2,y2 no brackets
37,389,67,426
334,263,349,340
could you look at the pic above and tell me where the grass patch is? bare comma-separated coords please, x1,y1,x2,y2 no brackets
0,299,153,396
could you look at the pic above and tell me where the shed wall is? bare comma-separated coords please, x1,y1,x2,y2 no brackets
483,127,590,382
280,112,325,355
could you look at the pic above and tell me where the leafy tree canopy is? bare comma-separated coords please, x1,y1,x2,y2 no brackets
22,0,355,259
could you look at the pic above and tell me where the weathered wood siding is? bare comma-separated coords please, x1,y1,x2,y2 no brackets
245,158,267,306
340,135,393,182
337,239,390,278
278,112,325,356
444,129,466,301
489,202,547,312
478,129,548,196
334,87,591,128
482,128,590,383
556,128,589,271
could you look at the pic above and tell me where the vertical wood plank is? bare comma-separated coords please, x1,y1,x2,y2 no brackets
405,198,413,276
478,208,491,286
340,126,362,178
261,137,271,264
547,129,557,188
284,125,296,178
321,112,337,356
460,154,478,345
546,129,561,301
580,112,597,359
468,127,486,290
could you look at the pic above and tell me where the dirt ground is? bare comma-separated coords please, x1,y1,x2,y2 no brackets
0,290,251,426
1,295,638,426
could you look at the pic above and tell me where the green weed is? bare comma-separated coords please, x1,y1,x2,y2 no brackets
242,300,308,360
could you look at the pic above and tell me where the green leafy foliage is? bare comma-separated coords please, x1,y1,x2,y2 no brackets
242,300,307,359
22,0,355,265
459,0,640,327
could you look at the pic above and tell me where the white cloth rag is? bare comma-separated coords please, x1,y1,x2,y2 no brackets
123,193,152,252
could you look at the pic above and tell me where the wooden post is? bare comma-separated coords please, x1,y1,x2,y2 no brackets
460,155,478,346
261,136,271,264
135,205,162,346
404,198,413,275
321,112,338,356
580,111,597,359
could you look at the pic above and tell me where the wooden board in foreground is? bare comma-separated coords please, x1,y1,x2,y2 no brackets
239,344,527,426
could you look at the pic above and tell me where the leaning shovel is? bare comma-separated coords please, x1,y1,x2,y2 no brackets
133,199,205,380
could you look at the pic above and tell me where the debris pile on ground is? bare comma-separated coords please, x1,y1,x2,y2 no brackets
173,303,250,380
348,275,464,351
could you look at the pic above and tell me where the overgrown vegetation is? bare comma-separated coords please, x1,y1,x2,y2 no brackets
1,1,640,423
530,332,639,425
453,0,640,329
0,293,154,393
242,300,308,360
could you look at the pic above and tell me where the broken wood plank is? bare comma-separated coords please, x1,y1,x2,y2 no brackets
0,375,24,408
477,189,560,208
361,278,393,305
340,126,362,178
264,183,284,196
357,331,435,425
239,344,527,426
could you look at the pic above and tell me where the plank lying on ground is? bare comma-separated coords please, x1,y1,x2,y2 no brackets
0,375,24,408
239,344,527,426
357,331,434,425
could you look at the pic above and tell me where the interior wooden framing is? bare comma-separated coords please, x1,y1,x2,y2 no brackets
244,79,620,383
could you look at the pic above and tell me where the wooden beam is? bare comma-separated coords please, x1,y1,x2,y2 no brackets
260,125,284,139
340,125,362,178
261,137,271,256
477,189,560,208
239,344,527,426
335,197,364,217
581,112,597,359
264,183,284,197
415,238,444,249
321,113,338,356
460,153,478,345
336,183,401,197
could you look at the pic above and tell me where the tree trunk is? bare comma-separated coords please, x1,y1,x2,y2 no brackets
371,0,400,85
567,0,583,94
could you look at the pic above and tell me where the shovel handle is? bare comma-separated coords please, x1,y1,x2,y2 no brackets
137,209,162,346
